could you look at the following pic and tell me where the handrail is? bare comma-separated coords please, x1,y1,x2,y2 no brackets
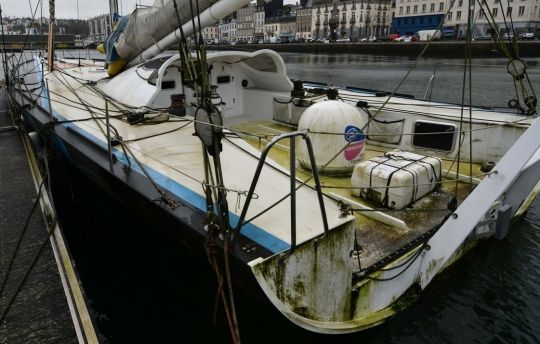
234,130,329,251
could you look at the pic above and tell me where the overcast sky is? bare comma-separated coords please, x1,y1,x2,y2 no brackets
1,0,296,19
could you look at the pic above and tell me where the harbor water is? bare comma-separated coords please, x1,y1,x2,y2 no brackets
5,51,540,342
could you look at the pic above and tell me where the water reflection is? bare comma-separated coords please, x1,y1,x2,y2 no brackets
280,52,540,109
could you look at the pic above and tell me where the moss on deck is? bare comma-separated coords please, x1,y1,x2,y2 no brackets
230,120,481,269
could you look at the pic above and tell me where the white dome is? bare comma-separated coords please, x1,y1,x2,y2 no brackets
297,101,368,175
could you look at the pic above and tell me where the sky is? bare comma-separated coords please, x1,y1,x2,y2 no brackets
1,0,296,19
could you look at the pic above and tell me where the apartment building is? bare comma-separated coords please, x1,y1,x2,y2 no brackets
445,0,540,37
264,16,283,41
254,3,266,43
219,17,237,43
202,24,219,44
312,1,393,40
88,14,111,43
296,5,314,40
394,0,539,37
237,4,255,43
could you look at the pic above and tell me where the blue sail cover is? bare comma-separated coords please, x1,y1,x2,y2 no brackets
105,15,129,63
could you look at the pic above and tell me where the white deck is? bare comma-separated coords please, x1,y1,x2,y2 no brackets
39,60,352,254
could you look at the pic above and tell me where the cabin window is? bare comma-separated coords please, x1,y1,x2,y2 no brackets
217,75,231,84
412,120,456,152
161,80,175,89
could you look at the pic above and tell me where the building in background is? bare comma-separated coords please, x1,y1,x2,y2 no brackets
263,0,285,18
254,2,266,43
443,0,540,38
264,15,282,42
202,24,219,44
296,1,313,40
219,16,237,43
312,1,392,40
237,4,255,43
88,14,111,43
392,0,445,35
279,4,297,42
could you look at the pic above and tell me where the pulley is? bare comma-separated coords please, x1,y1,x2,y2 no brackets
194,107,223,156
507,59,527,80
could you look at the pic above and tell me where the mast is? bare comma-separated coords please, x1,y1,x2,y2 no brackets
109,0,118,33
0,5,9,85
47,0,55,72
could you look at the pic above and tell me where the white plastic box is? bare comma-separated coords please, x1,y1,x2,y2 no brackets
351,150,442,209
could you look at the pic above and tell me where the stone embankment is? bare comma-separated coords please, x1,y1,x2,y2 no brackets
222,41,540,58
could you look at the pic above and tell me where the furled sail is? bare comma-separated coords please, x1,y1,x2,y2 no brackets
104,0,250,75
115,0,217,62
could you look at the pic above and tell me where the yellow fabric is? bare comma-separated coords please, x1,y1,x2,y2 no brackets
107,59,127,76
96,44,105,54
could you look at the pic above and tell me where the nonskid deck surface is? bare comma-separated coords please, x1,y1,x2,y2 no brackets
230,119,480,269
20,61,351,256
20,61,488,269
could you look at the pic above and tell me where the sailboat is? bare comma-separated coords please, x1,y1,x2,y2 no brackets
4,0,540,336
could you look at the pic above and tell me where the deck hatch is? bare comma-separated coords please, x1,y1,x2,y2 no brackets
161,80,175,89
412,120,456,152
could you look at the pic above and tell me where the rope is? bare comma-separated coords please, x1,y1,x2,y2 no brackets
455,0,473,197
321,171,493,191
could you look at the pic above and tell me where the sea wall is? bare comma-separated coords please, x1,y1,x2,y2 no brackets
223,41,540,58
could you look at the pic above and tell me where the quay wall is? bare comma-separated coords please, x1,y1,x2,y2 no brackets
223,41,540,58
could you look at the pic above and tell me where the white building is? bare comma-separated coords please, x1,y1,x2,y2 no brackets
237,4,255,43
446,0,540,37
219,18,237,43
312,1,393,40
394,0,540,37
24,27,38,35
297,5,313,40
88,14,111,43
254,4,266,43
264,16,282,42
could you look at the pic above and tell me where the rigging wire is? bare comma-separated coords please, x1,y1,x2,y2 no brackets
455,0,473,198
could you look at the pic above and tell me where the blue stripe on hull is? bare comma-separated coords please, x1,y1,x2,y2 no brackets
34,60,289,254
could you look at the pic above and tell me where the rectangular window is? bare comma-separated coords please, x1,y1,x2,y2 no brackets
507,6,512,16
406,5,410,13
399,6,403,14
430,3,435,11
422,4,426,12
439,2,444,11
458,0,463,6
412,121,457,152
414,5,418,13
217,75,231,84
447,11,453,20
493,8,498,17
518,6,525,15
161,81,175,89
457,11,462,19
479,9,485,18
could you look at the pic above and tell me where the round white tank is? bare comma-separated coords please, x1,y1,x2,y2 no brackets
297,101,368,175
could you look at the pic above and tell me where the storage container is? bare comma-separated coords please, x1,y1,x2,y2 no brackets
297,100,368,175
351,150,442,209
